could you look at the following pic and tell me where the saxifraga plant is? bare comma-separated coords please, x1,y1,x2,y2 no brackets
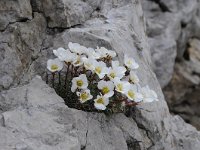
46,42,158,114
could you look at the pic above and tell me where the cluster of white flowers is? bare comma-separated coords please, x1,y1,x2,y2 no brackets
47,42,158,112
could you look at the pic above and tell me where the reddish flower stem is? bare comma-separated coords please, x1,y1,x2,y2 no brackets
65,63,70,88
71,65,74,77
52,72,55,88
125,101,139,107
74,66,79,76
58,71,61,85
46,71,48,84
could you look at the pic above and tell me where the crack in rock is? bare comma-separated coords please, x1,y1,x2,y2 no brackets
148,0,171,12
81,113,89,150
0,18,32,32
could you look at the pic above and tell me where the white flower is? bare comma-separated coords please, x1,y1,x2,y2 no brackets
76,89,93,103
124,54,139,70
53,47,77,63
95,47,116,58
85,48,101,59
53,47,69,60
94,61,109,79
68,42,87,55
107,66,126,80
94,95,109,110
129,71,139,84
53,47,66,59
90,51,101,59
71,74,88,92
81,57,96,71
125,84,143,102
47,58,63,72
107,61,126,80
97,80,114,98
108,50,117,58
95,47,108,58
113,78,130,94
72,55,84,67
111,60,120,68
141,86,158,103
67,53,78,63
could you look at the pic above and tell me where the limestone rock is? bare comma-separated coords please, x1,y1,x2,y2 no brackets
149,36,177,87
0,12,46,91
0,0,32,31
142,0,200,87
32,0,102,28
0,76,200,150
142,0,200,130
164,38,200,130
0,0,200,149
0,77,81,150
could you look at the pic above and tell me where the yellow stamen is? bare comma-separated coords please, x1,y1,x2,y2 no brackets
102,87,110,94
128,90,135,99
96,98,104,104
74,60,80,65
74,57,81,65
127,60,132,65
110,72,116,78
80,92,89,101
86,63,91,68
51,64,59,71
77,80,83,87
95,67,102,74
117,84,123,91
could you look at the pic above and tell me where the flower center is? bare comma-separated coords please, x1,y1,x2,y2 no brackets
75,60,80,65
85,63,92,69
77,80,83,87
110,72,116,78
51,64,59,71
117,84,123,91
127,60,132,65
128,90,135,99
74,57,81,65
102,87,110,94
80,92,89,101
95,67,102,74
130,76,135,81
96,98,104,104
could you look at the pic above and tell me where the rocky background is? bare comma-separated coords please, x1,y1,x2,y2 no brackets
142,0,200,130
0,0,200,149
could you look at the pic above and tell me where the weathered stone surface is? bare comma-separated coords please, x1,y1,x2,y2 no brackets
164,38,200,130
142,0,200,87
142,0,200,129
29,0,152,82
0,76,200,150
142,0,179,87
32,0,102,28
149,36,177,87
0,0,200,149
0,0,32,31
0,12,46,91
0,76,80,150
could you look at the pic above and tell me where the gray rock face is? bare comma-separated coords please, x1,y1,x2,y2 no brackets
0,12,46,90
0,0,200,149
0,0,32,31
143,0,200,129
0,77,80,150
142,0,200,87
32,0,102,28
1,76,200,150
164,38,200,130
